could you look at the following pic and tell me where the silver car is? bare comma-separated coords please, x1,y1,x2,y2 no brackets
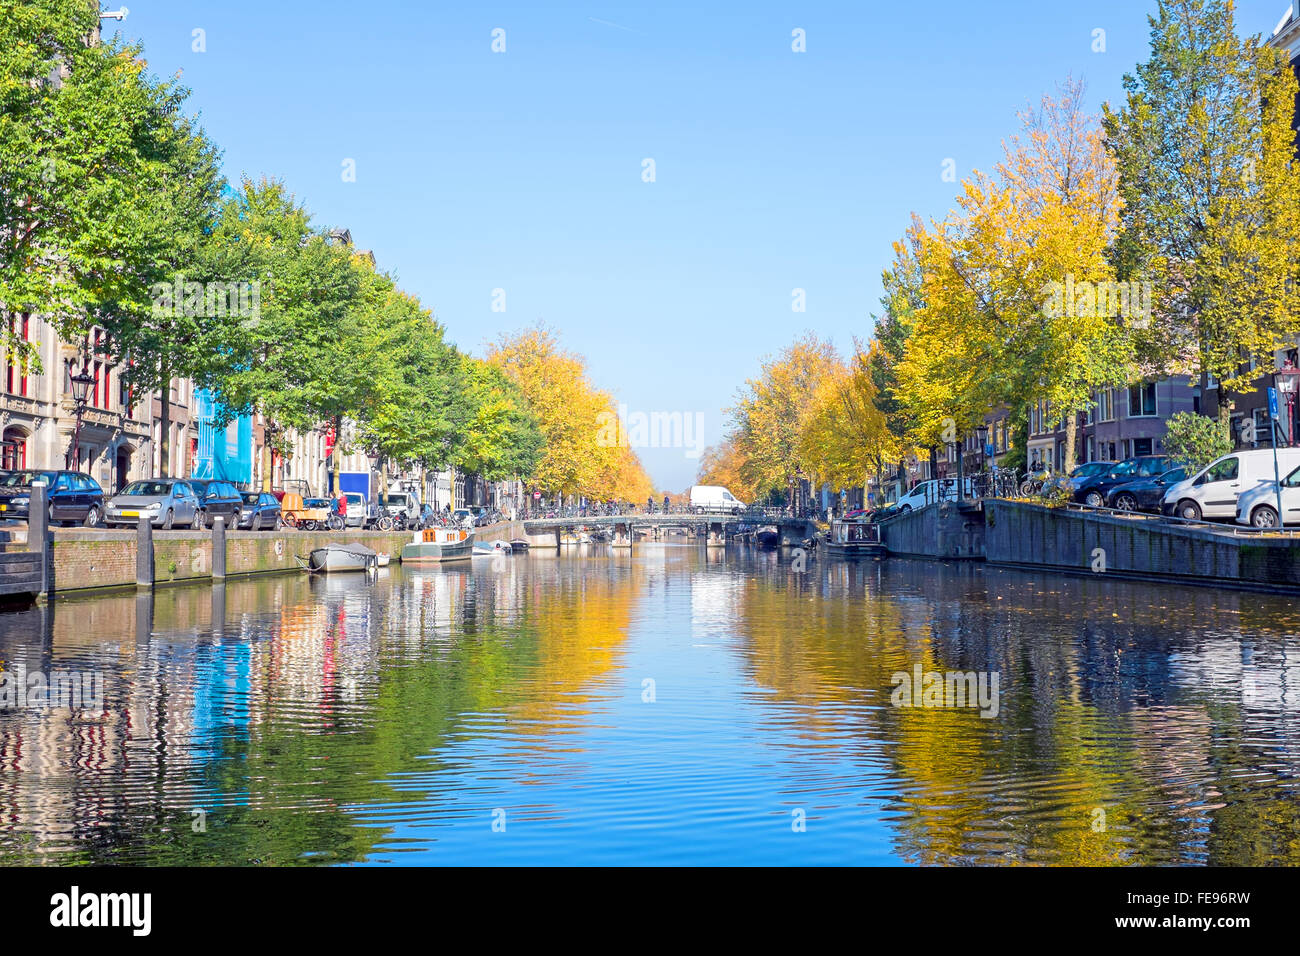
106,478,203,529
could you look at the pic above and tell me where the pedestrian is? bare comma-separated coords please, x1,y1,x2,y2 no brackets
663,494,670,514
336,491,347,523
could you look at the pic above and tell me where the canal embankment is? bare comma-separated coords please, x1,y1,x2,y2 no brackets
1,505,526,601
878,498,1300,593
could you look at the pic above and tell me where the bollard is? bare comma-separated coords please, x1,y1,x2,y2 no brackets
30,482,49,601
136,516,154,591
212,515,226,580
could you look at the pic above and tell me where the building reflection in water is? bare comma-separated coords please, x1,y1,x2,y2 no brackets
0,547,1297,865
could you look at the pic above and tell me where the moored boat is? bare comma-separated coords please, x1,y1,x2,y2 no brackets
401,527,473,564
754,525,780,549
823,518,886,558
297,542,381,573
472,539,513,555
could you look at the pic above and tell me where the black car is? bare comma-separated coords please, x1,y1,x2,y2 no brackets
238,492,282,531
189,478,243,528
1074,455,1171,507
1105,466,1187,512
0,470,106,526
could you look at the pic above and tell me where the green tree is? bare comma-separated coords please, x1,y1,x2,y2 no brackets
195,179,362,489
1162,411,1234,469
1104,0,1300,427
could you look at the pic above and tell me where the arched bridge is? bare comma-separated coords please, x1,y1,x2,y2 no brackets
521,509,818,548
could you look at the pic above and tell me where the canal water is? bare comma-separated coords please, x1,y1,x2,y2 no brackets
1,544,1297,865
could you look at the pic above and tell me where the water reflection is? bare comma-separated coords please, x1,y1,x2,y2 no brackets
0,547,1297,865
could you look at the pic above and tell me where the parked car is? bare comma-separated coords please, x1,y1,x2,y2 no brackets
1105,466,1187,512
1162,448,1300,521
451,507,475,528
106,478,203,529
238,492,282,530
1074,455,1171,507
895,477,976,513
1052,460,1115,499
189,478,244,528
1234,462,1300,528
0,470,105,526
689,485,746,514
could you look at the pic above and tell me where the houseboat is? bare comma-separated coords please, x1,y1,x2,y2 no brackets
823,518,887,558
401,526,474,564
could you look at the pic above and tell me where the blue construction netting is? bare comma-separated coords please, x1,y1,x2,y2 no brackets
192,389,254,485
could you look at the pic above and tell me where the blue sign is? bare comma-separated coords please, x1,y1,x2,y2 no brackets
985,443,995,457
1269,387,1279,419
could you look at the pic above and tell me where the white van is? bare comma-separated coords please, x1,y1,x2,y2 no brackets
689,485,745,514
896,477,976,513
1161,448,1300,521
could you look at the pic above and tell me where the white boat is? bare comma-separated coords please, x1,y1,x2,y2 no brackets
473,540,513,555
297,542,381,573
401,527,474,564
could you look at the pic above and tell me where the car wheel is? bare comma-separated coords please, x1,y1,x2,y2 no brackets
1115,494,1138,512
162,509,174,530
83,505,101,528
899,504,912,514
1251,505,1279,529
1178,500,1202,522
192,509,203,530
1084,491,1104,508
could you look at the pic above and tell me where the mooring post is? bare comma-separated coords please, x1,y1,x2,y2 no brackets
30,482,49,602
136,516,154,591
212,515,227,580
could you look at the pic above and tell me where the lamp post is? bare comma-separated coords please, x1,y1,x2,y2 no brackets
65,358,95,471
1274,362,1300,447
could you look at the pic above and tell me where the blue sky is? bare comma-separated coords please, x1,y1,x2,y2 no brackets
106,0,1290,490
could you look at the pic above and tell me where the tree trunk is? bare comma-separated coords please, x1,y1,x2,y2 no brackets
1063,413,1078,474
158,369,171,477
261,423,273,492
332,414,342,496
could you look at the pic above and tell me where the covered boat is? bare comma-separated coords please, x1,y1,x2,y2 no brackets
401,527,473,564
297,542,381,573
823,518,886,558
472,539,513,555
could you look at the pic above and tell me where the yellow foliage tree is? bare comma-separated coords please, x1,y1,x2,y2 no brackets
798,340,906,498
895,79,1131,472
488,326,655,501
732,332,840,503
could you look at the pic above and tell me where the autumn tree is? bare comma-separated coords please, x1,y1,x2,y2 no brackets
489,326,650,501
1104,0,1300,430
896,79,1130,472
695,433,754,502
732,332,840,505
799,340,905,499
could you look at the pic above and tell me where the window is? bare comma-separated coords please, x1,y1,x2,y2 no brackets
1203,457,1239,483
1134,438,1153,456
1128,383,1157,417
1097,390,1114,422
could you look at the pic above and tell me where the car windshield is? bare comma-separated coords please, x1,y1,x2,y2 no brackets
1074,463,1109,477
0,471,50,487
120,480,173,497
1158,467,1185,482
1109,461,1139,477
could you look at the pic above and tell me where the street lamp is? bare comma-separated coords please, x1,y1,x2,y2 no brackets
66,358,95,471
1274,361,1300,447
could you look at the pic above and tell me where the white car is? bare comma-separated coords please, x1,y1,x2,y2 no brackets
1235,463,1300,528
895,477,976,512
689,485,745,514
1163,448,1300,521
343,492,366,528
